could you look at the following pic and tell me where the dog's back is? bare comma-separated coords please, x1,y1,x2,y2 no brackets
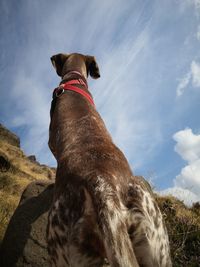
47,53,172,267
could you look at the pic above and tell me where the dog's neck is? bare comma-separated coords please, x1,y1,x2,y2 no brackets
61,71,88,88
49,71,92,161
61,55,88,81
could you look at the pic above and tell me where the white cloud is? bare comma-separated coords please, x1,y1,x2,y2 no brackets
191,61,200,87
161,128,200,205
160,186,199,206
193,0,200,10
176,60,200,96
176,72,191,96
184,0,200,12
197,25,200,40
173,128,200,162
175,159,200,196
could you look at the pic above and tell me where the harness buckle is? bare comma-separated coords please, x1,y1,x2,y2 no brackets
55,88,65,97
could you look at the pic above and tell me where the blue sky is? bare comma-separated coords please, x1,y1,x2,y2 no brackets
0,0,200,205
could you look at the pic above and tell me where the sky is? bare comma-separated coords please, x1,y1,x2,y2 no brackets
0,0,200,206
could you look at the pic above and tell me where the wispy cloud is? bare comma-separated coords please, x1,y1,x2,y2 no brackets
184,0,200,13
175,0,200,97
176,72,191,96
176,60,200,96
197,25,200,40
92,25,164,169
192,0,200,11
1,0,159,168
191,61,200,87
9,68,54,165
1,0,200,199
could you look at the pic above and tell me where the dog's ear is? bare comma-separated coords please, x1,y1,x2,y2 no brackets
86,56,100,79
51,53,69,77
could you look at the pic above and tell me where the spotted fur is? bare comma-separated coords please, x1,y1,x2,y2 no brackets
47,53,172,267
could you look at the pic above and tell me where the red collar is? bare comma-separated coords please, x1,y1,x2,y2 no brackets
53,78,95,106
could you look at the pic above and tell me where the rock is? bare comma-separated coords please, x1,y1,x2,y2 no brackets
27,155,37,162
0,124,20,147
0,181,54,267
0,155,11,172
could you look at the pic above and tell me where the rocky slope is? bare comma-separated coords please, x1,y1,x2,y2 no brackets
0,124,199,266
0,123,55,241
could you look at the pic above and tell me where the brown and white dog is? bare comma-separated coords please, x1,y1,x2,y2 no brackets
47,53,172,267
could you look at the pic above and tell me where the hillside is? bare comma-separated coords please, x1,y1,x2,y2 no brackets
0,123,199,266
156,196,200,266
0,123,55,241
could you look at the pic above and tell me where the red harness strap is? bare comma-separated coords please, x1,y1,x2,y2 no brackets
54,79,95,106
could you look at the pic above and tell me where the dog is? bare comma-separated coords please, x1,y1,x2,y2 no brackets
47,53,172,267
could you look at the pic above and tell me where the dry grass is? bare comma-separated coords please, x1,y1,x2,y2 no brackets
0,140,55,242
0,141,54,181
157,195,200,267
0,192,19,241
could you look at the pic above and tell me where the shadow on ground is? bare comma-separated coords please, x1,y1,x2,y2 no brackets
0,181,54,267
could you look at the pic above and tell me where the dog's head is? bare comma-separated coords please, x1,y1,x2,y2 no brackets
51,53,100,79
